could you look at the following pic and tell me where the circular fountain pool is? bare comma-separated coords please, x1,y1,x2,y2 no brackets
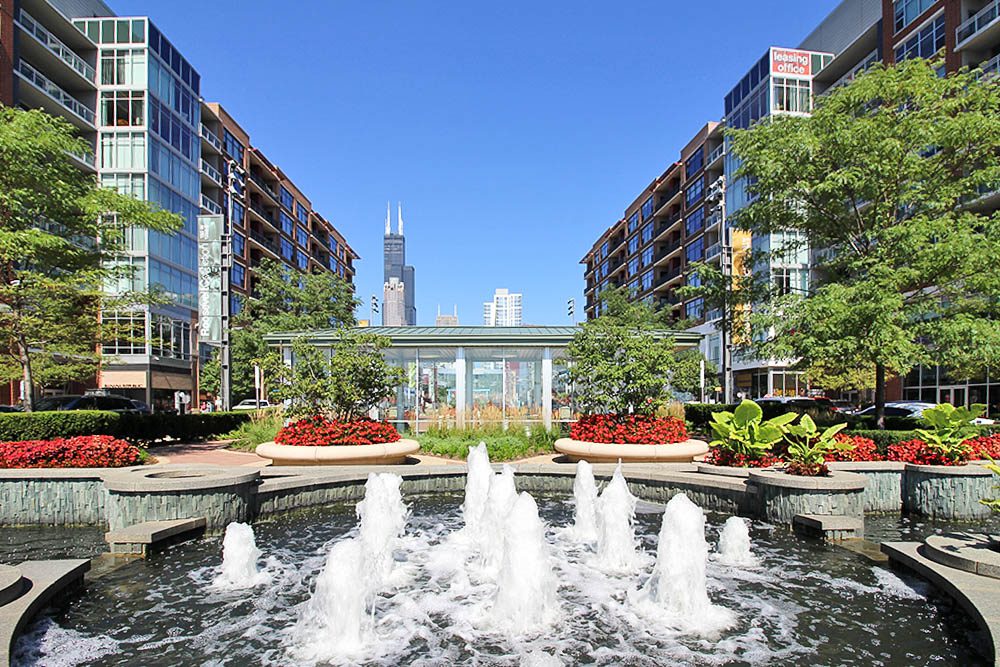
12,457,988,666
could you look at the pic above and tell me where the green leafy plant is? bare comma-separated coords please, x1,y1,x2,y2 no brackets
980,456,1000,515
782,414,850,476
913,403,986,463
708,399,797,464
224,410,283,451
417,423,559,461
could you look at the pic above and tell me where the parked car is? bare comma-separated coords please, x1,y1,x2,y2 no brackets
810,397,858,414
0,405,23,413
756,396,821,409
232,399,271,410
34,394,146,413
853,401,994,424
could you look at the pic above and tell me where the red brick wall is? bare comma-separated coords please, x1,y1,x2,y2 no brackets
882,0,963,72
0,1,14,106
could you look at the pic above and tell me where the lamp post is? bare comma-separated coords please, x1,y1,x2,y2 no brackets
221,159,245,411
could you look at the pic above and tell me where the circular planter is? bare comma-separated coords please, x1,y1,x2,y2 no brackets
553,438,708,463
903,463,994,520
746,470,867,523
255,439,420,466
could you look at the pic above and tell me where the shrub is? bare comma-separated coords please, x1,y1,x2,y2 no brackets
841,429,921,451
913,403,987,464
0,435,142,468
275,416,400,447
570,414,687,444
707,400,797,466
684,403,739,428
225,410,283,451
0,410,250,444
703,449,781,468
417,424,559,461
117,412,251,443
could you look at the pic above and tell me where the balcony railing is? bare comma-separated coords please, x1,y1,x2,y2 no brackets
17,10,96,82
200,124,222,151
201,194,223,215
200,159,222,184
705,211,723,228
249,201,275,223
706,242,722,259
16,60,94,124
957,0,1000,46
707,144,725,165
249,172,280,201
981,52,1000,78
250,231,278,254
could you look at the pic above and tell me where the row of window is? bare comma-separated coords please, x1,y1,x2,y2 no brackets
150,96,198,164
100,48,146,88
100,90,143,127
150,313,192,360
224,129,244,163
149,55,198,128
150,137,198,202
149,175,199,238
894,15,945,63
893,0,936,34
149,258,197,310
101,310,146,356
773,77,812,114
77,18,146,47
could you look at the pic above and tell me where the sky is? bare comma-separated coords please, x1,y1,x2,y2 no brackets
115,0,840,326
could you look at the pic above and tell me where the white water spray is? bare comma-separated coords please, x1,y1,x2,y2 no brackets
715,516,758,567
492,492,558,635
462,442,493,538
641,493,735,635
479,464,518,571
212,522,268,589
594,465,639,571
570,460,598,542
292,472,408,662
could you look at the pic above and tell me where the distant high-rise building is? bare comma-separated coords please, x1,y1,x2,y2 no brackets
483,289,522,327
435,305,459,327
383,277,406,327
382,202,415,325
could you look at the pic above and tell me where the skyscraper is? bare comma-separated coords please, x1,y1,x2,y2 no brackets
483,289,523,327
382,202,415,325
435,305,459,326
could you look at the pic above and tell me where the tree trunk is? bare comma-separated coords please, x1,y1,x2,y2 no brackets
17,333,34,412
874,362,886,430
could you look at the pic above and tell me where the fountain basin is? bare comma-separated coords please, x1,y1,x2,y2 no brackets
255,439,420,466
554,437,708,463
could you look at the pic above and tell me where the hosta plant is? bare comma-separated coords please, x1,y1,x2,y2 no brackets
782,414,850,476
708,400,797,467
914,403,986,464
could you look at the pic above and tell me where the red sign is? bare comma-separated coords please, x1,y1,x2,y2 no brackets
771,48,812,77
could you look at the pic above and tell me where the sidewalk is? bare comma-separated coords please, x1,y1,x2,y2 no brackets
152,440,265,467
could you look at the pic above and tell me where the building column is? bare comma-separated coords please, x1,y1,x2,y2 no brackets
542,347,553,431
455,347,466,428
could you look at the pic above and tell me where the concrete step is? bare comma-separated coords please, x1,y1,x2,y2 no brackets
792,513,864,541
105,517,206,557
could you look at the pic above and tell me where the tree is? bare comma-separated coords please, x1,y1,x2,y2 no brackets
263,333,404,420
0,108,181,410
201,258,358,402
727,59,1000,427
670,348,718,397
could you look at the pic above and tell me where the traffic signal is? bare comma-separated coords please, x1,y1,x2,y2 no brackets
567,298,575,319
371,295,379,314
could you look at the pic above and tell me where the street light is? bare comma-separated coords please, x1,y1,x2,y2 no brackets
220,159,246,411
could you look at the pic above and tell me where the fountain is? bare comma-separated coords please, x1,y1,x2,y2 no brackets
462,442,493,538
211,522,268,589
569,459,598,542
594,464,640,571
639,493,735,635
715,516,759,567
479,464,518,572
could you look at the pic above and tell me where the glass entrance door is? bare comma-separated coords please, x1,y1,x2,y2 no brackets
938,386,967,407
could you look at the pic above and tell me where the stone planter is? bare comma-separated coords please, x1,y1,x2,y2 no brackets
553,438,708,463
255,439,420,466
902,463,994,520
747,470,867,523
828,461,906,514
695,463,756,478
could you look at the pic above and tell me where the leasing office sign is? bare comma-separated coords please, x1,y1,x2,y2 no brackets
771,48,812,77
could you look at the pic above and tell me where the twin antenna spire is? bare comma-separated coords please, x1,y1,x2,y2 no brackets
385,201,404,235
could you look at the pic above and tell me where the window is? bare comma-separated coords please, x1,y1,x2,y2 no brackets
150,313,191,360
279,211,294,236
686,297,704,321
280,186,294,211
600,241,609,258
231,262,245,288
296,202,309,224
685,147,704,177
894,15,945,62
641,197,654,221
224,130,244,162
231,200,245,226
100,90,144,127
100,132,146,170
686,237,704,263
641,270,654,292
296,227,308,247
628,277,639,293
296,249,308,270
773,77,812,114
685,177,705,207
280,238,293,260
149,97,196,162
627,236,639,255
772,267,808,296
686,208,705,236
641,246,654,266
101,311,146,355
627,257,639,276
894,0,935,33
100,49,146,86
641,222,654,245
329,256,339,272
233,231,245,258
627,211,640,233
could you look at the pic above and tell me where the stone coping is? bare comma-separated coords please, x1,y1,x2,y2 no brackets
105,518,207,545
696,464,756,478
102,465,261,493
882,541,1000,665
793,514,864,532
923,534,1000,580
828,461,907,472
0,566,22,607
747,470,867,491
256,439,420,466
905,463,993,476
0,468,106,480
554,438,709,463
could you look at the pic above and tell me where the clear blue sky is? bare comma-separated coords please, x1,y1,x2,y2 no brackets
115,0,838,325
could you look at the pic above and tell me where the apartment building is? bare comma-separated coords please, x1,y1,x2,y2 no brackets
483,289,523,327
1,0,359,410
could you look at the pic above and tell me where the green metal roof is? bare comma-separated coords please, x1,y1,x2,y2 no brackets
264,325,701,348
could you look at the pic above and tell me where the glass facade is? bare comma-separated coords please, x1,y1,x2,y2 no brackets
894,14,945,62
893,0,936,32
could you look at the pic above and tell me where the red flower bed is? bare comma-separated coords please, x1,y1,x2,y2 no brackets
885,439,958,466
0,435,141,468
275,416,401,447
826,434,882,462
703,448,781,468
966,433,1000,460
570,414,688,444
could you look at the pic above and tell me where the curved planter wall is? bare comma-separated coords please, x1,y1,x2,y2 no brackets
553,438,709,463
747,471,867,523
902,463,994,520
256,439,420,466
828,462,906,514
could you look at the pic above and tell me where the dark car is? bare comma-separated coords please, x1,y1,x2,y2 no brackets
0,405,22,413
34,394,145,413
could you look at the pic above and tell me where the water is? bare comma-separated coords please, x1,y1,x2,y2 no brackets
211,522,269,590
594,464,641,572
568,459,598,542
715,516,759,568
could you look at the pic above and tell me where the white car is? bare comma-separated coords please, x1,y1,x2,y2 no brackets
232,399,271,410
854,401,995,424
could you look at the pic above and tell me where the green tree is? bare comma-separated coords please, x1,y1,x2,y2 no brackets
201,258,358,402
726,59,1000,427
670,348,718,397
0,108,181,410
264,333,404,420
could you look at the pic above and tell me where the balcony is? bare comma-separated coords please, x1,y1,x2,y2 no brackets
705,210,723,229
201,194,223,215
15,60,94,128
981,52,1000,78
707,143,725,167
200,124,222,153
957,0,1000,50
249,231,279,256
248,172,280,202
249,201,276,225
200,159,222,186
705,242,722,260
17,10,95,85
655,187,682,213
654,240,683,263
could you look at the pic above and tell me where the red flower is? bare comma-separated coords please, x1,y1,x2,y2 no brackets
886,439,957,465
704,448,781,468
965,433,1000,460
570,414,688,444
0,435,141,468
827,434,883,462
275,416,401,447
